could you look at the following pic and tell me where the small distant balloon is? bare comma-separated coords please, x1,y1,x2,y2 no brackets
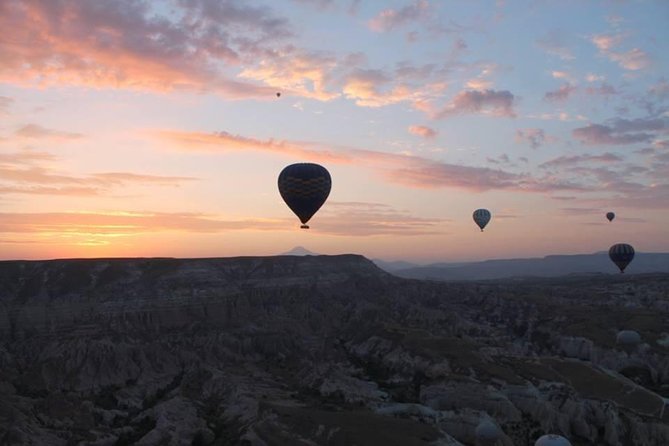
609,243,635,273
475,419,500,445
276,92,281,98
473,209,491,232
606,212,615,222
616,330,641,346
278,163,331,229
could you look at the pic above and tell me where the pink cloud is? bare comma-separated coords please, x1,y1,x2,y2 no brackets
539,153,623,169
0,149,197,196
0,96,13,114
239,48,340,101
341,68,446,107
0,185,103,196
15,124,83,140
434,89,516,119
592,33,625,52
0,0,289,97
544,83,577,102
572,124,653,145
584,83,617,97
368,0,429,32
648,79,669,98
515,128,551,149
155,127,588,194
408,125,437,139
591,33,651,71
608,48,651,71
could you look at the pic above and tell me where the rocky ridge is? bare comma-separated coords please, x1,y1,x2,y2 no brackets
0,255,667,445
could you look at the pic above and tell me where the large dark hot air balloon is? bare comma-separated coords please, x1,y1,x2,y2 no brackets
473,208,491,232
278,163,331,229
606,212,615,222
609,243,635,273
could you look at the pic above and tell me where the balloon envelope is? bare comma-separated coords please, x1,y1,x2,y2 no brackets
278,163,331,228
606,212,615,222
475,420,500,442
473,209,491,231
609,243,635,273
616,330,641,346
535,434,572,446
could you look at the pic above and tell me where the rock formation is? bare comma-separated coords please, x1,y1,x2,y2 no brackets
0,256,667,445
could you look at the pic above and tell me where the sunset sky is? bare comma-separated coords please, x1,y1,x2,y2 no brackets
1,0,668,262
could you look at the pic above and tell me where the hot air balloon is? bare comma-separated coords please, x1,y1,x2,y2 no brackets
609,243,635,273
475,419,500,445
473,209,491,232
278,163,331,229
606,212,615,222
616,330,641,346
276,92,281,98
616,329,641,354
535,434,572,446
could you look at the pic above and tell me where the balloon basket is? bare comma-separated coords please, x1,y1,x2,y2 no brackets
300,224,310,229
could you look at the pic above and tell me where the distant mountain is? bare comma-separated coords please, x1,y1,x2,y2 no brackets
280,246,319,256
371,259,421,272
394,252,669,281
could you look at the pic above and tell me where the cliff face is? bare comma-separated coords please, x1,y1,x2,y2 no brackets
0,256,667,446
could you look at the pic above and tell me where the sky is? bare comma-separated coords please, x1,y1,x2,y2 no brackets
1,0,668,263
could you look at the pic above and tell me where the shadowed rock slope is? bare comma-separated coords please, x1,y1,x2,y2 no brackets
0,255,667,445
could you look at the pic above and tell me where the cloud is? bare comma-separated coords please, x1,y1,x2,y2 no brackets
90,172,197,186
591,33,651,71
153,129,353,163
291,0,335,10
584,83,617,97
341,68,446,107
648,79,669,99
155,127,587,194
0,0,291,97
586,73,605,82
539,153,623,169
591,33,625,52
608,48,651,71
408,125,437,139
526,112,587,122
560,207,602,216
537,30,574,60
0,150,57,164
0,202,445,239
0,96,13,115
572,116,667,146
433,89,516,119
15,124,84,140
572,124,653,145
0,185,101,196
486,154,511,165
368,0,429,32
0,149,197,196
464,63,499,90
515,128,550,149
544,83,577,102
239,48,340,101
551,71,572,81
465,78,493,90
